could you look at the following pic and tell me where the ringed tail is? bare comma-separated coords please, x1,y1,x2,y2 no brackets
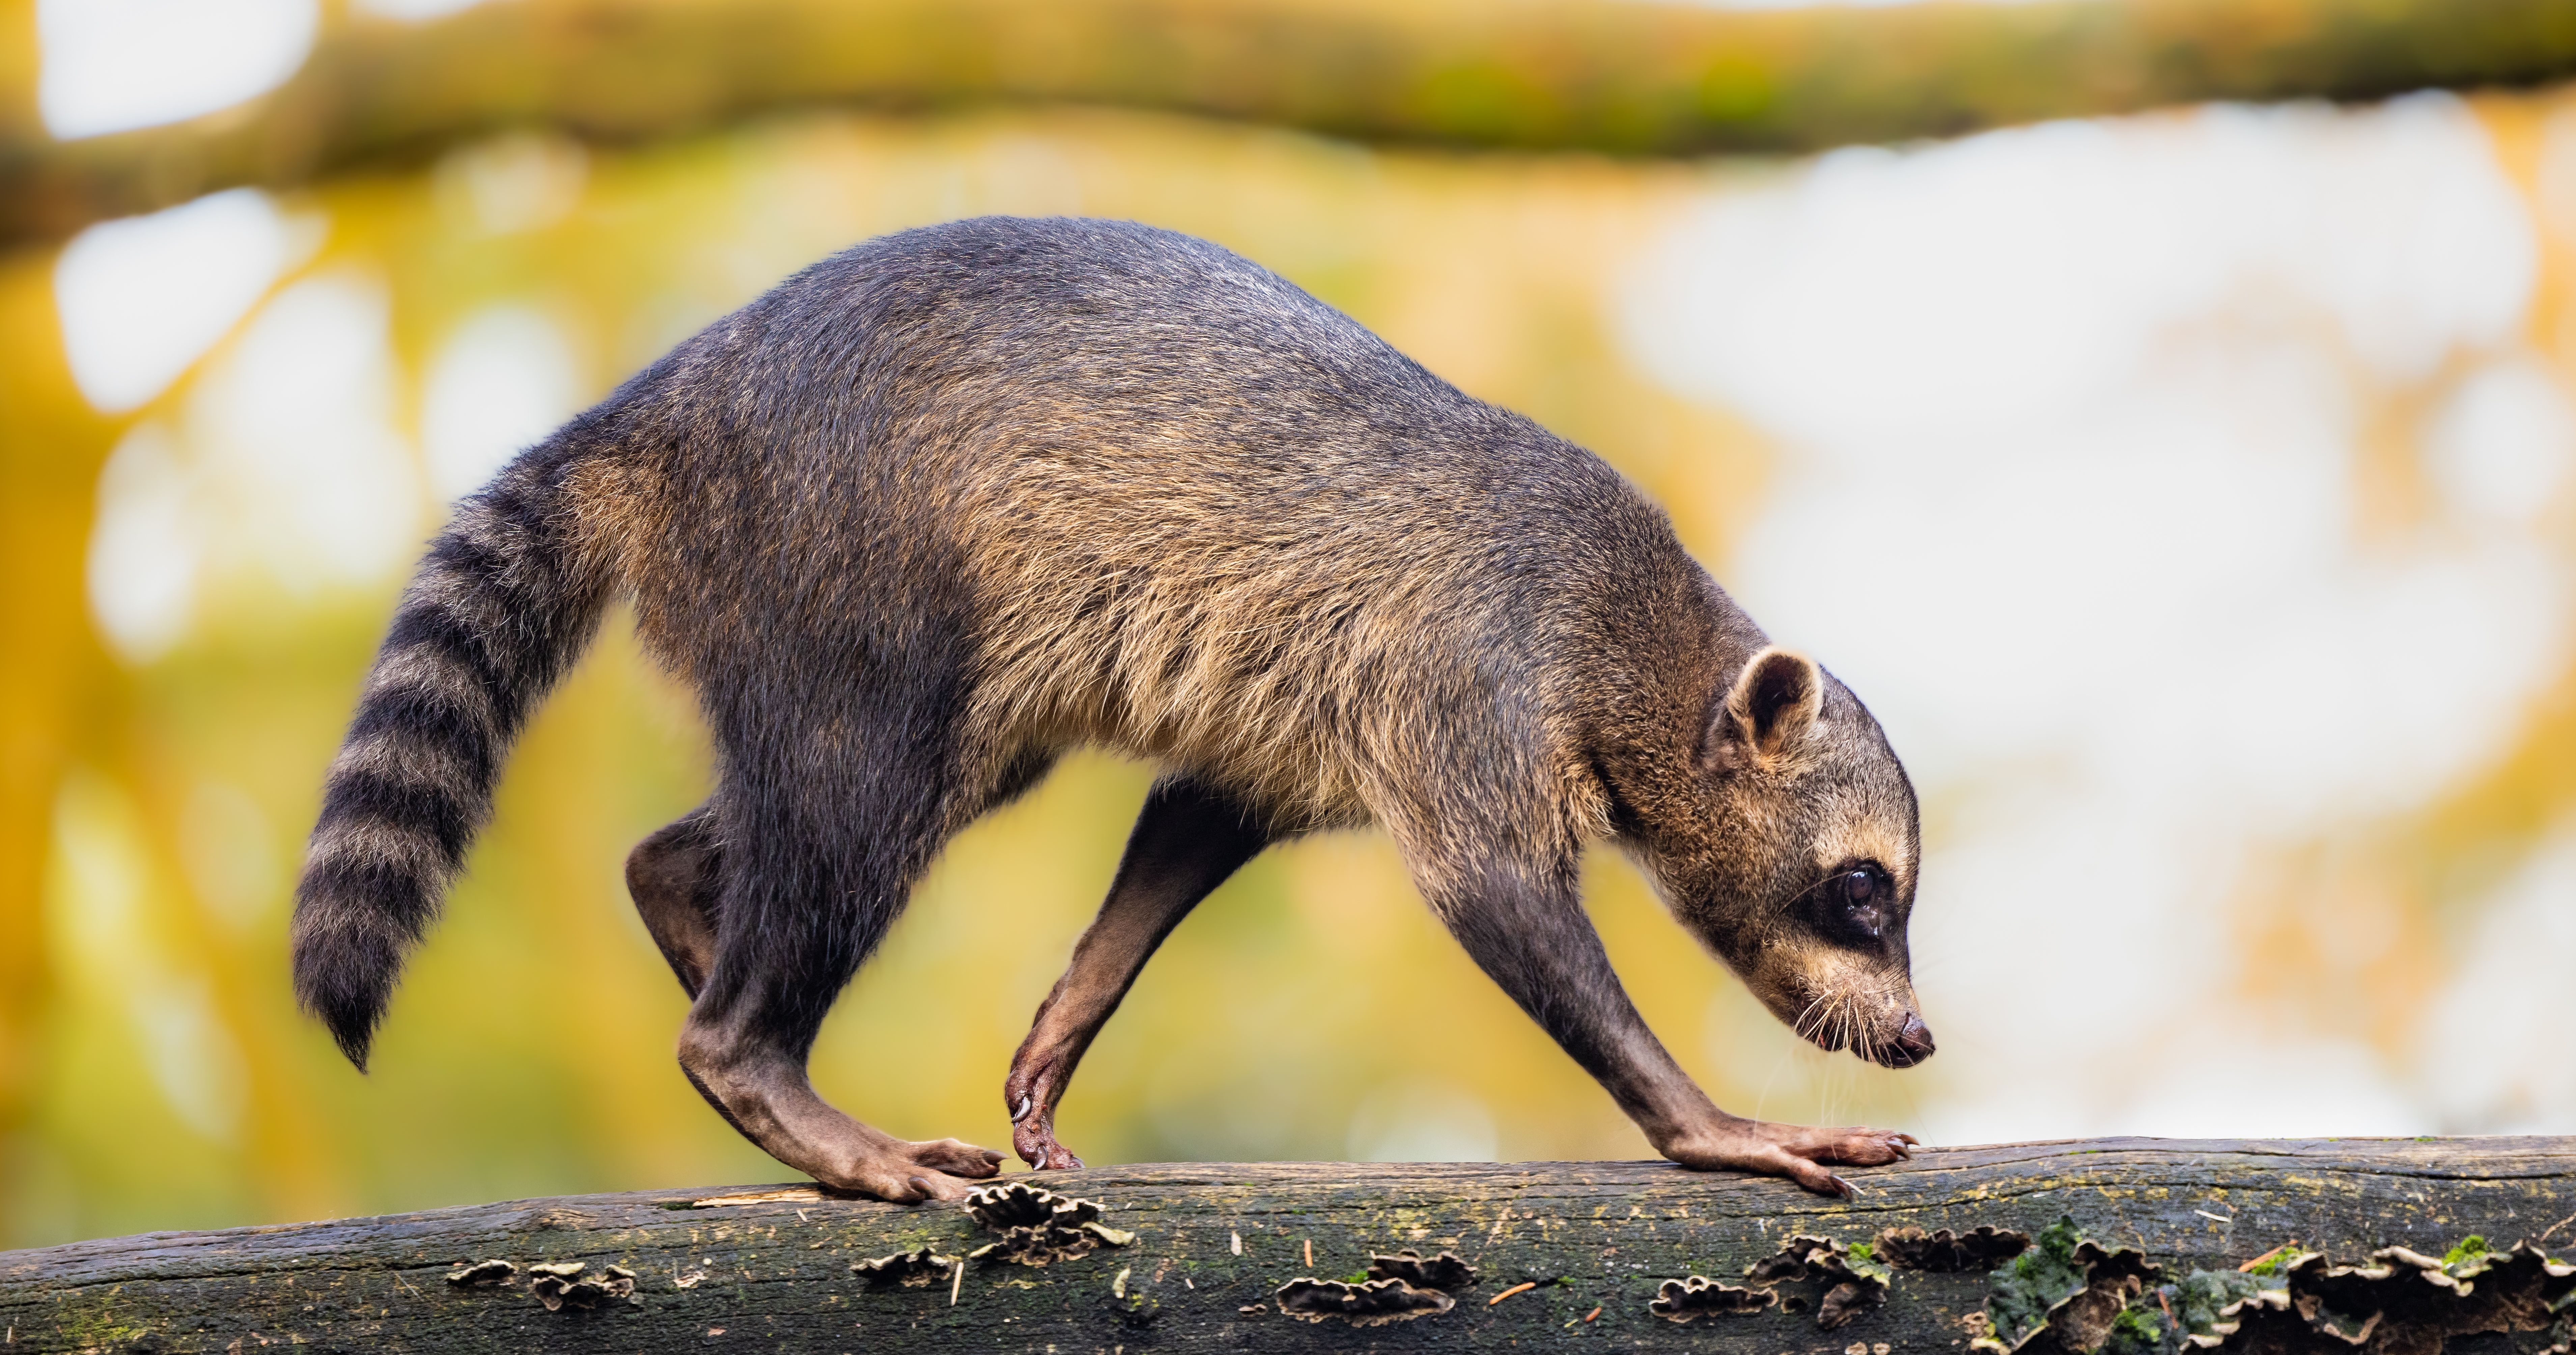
290,438,616,1068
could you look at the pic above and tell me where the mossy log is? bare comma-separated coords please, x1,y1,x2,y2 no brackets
8,0,2576,247
4,1137,2574,1353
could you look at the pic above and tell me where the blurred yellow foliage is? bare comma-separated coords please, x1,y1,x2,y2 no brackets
12,76,2576,1250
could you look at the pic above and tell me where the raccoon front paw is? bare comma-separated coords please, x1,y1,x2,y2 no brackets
1758,1121,1918,1167
1009,1105,1085,1171
817,1138,1007,1203
1664,1122,1920,1197
1010,1133,1082,1174
1004,1061,1086,1170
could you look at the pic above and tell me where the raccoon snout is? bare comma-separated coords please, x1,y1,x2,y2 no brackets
1878,1012,1936,1069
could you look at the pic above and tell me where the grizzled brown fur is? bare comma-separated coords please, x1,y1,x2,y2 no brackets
292,216,1933,1201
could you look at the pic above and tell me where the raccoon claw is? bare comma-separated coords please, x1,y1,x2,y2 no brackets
1767,1154,1855,1198
1013,1115,1085,1170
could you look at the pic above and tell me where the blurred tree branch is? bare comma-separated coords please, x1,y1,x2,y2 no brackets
5,0,2576,246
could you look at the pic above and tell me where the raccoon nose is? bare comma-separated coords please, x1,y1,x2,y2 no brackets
1885,1013,1936,1067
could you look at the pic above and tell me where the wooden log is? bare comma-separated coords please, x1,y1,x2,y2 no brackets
7,0,2576,248
3,1137,2573,1352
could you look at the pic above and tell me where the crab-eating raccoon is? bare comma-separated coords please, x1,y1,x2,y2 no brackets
293,216,1933,1201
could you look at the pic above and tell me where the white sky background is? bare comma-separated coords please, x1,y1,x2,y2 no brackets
35,0,487,140
1624,94,2576,1143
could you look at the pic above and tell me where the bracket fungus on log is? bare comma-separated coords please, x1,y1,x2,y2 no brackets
1755,1232,1898,1328
1274,1274,1458,1326
5,1139,2574,1353
1652,1274,1780,1321
962,1180,1138,1266
850,1244,962,1287
442,1258,516,1288
1659,1231,1896,1329
2168,1237,2576,1355
1968,1221,2576,1355
1880,1225,2034,1273
1975,1218,2167,1355
1367,1247,1479,1294
525,1261,638,1312
437,1256,639,1311
1274,1248,1481,1325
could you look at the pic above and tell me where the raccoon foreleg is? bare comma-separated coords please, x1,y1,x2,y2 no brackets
625,802,723,998
1416,859,1909,1197
1004,775,1270,1170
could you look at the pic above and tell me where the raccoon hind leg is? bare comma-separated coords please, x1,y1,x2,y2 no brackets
626,801,723,998
676,710,1006,1203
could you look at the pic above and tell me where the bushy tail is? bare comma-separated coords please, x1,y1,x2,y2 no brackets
292,450,616,1068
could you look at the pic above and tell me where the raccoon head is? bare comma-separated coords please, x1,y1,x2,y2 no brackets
1631,646,1934,1070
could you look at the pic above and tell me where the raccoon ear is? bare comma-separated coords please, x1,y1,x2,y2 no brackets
1709,647,1823,770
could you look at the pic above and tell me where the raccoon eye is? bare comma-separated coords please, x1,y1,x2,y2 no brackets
1819,866,1887,945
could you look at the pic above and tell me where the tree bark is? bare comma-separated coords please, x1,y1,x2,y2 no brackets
3,1137,2572,1353
7,0,2576,248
